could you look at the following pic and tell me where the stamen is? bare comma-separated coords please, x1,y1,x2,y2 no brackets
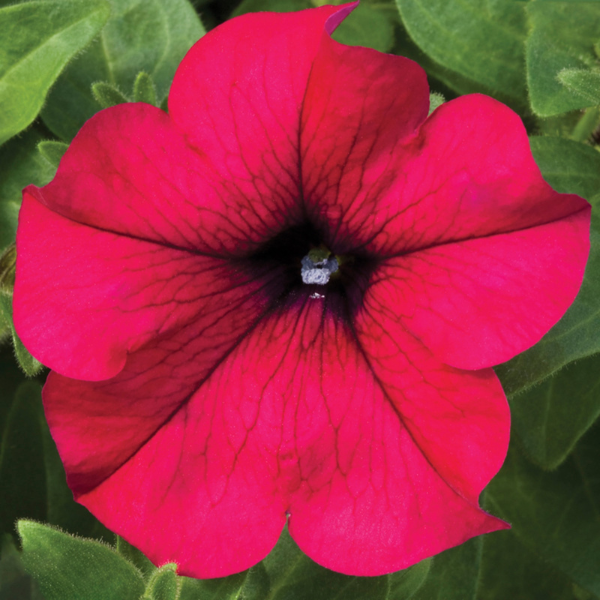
301,255,339,285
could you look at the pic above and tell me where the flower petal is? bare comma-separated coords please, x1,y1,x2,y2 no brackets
45,292,507,577
27,102,297,255
288,297,509,575
354,286,511,504
300,27,429,252
368,210,590,370
169,4,357,246
302,82,588,257
14,194,277,379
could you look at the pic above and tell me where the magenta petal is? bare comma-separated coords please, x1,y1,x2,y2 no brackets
288,301,509,575
46,296,507,577
45,364,286,578
24,102,306,256
372,212,591,369
169,5,355,243
304,88,588,257
14,194,276,379
300,28,429,253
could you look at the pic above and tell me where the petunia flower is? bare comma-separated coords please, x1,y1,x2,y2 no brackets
14,3,590,578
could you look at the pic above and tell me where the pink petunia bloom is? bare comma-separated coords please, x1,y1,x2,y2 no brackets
14,3,590,579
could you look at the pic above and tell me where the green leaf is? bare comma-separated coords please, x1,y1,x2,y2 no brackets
428,92,444,115
477,528,578,600
0,379,110,541
388,558,431,599
395,0,528,106
0,380,110,538
91,81,130,108
0,128,56,251
133,71,158,105
42,0,205,141
0,382,48,537
117,536,157,581
510,353,600,470
329,0,397,53
529,136,600,200
144,564,180,600
411,538,481,600
0,293,43,376
38,141,69,169
241,563,270,600
496,137,600,395
19,521,146,600
558,68,600,106
571,106,600,144
0,243,15,293
179,572,247,600
0,0,110,146
0,293,11,340
487,427,600,597
526,1,600,116
392,16,490,101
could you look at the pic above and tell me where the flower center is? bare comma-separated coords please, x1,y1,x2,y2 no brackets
301,249,339,285
246,221,376,318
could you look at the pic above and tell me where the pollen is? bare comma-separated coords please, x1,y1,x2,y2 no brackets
301,255,338,285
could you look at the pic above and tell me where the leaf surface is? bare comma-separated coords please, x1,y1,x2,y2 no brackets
487,428,600,596
19,521,145,600
41,0,205,140
526,1,600,116
0,0,110,145
510,353,600,469
395,0,527,105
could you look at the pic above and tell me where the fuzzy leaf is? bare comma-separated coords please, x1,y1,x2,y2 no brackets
144,564,180,600
117,536,156,581
179,573,247,600
395,0,528,106
38,141,69,169
133,71,158,105
428,92,444,115
19,521,145,600
526,2,600,116
0,293,43,376
558,68,600,106
0,0,110,145
42,0,205,140
91,81,129,108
